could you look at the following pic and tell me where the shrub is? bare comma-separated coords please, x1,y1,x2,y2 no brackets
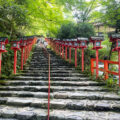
57,22,95,39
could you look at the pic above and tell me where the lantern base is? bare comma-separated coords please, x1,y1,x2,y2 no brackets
0,50,7,53
92,47,102,50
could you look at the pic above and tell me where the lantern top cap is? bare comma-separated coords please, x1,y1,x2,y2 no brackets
68,39,72,41
111,34,120,39
11,40,20,43
66,39,70,41
77,37,88,41
72,39,77,41
91,36,104,41
0,37,8,43
63,39,66,41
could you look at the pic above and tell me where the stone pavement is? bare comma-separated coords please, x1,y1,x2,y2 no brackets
0,44,120,120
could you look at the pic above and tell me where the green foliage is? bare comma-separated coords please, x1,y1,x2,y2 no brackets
0,0,65,38
99,0,120,32
1,44,21,77
57,22,95,39
57,22,76,39
76,23,95,38
106,78,117,87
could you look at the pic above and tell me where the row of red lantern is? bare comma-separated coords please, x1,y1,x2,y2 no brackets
46,34,120,79
0,36,37,76
45,37,104,72
52,37,103,49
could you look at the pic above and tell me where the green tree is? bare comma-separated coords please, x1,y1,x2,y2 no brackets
57,22,95,39
100,0,120,33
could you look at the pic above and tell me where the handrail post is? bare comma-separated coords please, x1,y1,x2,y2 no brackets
60,45,62,56
96,49,99,78
21,48,24,70
65,46,67,60
14,50,17,74
75,48,77,67
48,54,50,120
104,60,108,80
62,46,64,59
82,48,84,72
69,47,71,63
91,58,94,75
58,44,60,55
118,50,120,87
0,52,2,77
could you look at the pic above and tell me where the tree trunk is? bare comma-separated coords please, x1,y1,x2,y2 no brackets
108,28,118,60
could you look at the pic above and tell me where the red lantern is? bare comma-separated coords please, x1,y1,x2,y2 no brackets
77,37,88,71
90,37,104,50
90,36,104,79
71,39,78,67
20,37,27,70
11,40,20,74
0,37,8,76
110,34,120,51
77,37,88,48
110,34,120,87
11,41,20,50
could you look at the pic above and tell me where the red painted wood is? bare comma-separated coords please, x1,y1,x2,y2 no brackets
75,48,77,67
21,48,24,70
65,46,67,60
14,50,17,74
69,47,71,63
96,49,99,78
0,52,1,77
82,48,84,72
118,50,120,87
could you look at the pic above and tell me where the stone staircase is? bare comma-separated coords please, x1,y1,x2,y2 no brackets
0,44,120,120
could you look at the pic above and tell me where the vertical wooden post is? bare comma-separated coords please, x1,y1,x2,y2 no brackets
104,60,108,80
82,48,84,72
96,49,99,78
21,48,24,70
65,46,67,60
118,50,120,87
91,58,94,75
62,46,64,58
24,47,26,64
60,45,61,56
0,52,2,77
75,48,77,67
58,44,60,55
69,47,71,63
14,50,17,74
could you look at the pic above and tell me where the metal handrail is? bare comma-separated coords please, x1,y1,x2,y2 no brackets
42,48,51,120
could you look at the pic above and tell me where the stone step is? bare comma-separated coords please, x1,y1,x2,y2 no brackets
1,80,105,86
53,91,120,100
14,76,90,81
0,105,47,120
1,97,120,112
0,118,18,120
0,45,119,120
0,91,119,100
0,86,109,92
0,105,120,120
23,70,79,73
25,67,75,69
0,91,51,98
30,61,69,64
17,73,85,77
